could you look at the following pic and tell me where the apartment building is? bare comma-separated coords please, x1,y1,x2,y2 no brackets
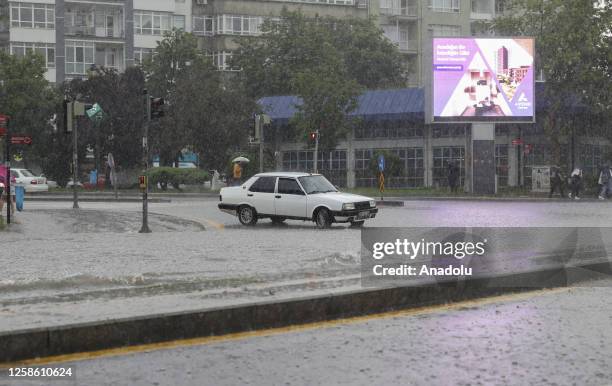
5,0,192,83
191,0,372,71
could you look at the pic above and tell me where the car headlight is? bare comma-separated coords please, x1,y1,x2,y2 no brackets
369,200,376,208
342,203,355,211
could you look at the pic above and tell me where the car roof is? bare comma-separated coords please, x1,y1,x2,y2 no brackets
253,172,320,178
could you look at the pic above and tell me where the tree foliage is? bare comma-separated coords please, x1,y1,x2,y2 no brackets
144,30,256,170
232,10,406,150
492,0,612,161
0,51,62,179
64,66,146,172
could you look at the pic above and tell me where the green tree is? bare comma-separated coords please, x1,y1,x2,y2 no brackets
144,29,256,170
492,0,612,163
0,51,60,177
233,10,405,149
64,66,146,173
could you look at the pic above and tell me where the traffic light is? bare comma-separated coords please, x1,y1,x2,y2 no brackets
150,97,165,119
309,132,317,141
139,175,147,189
63,99,73,133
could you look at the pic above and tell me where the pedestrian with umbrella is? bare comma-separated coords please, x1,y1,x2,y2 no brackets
232,156,250,186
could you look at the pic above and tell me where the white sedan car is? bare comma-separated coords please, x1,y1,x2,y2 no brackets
11,169,49,192
218,172,378,228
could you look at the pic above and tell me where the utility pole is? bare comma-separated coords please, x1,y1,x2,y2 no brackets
4,116,11,224
72,104,79,209
258,115,264,173
139,89,151,233
313,129,319,174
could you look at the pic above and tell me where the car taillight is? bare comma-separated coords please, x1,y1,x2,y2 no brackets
31,180,37,184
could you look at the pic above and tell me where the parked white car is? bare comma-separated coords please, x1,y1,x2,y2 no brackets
11,169,49,192
218,172,378,228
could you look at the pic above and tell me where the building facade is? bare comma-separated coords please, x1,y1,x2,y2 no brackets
260,88,610,191
5,0,192,83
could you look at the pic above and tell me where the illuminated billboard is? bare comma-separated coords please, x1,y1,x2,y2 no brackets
432,37,535,123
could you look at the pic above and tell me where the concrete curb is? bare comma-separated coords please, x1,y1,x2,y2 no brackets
23,197,171,203
375,200,404,207
1,261,610,363
380,196,607,203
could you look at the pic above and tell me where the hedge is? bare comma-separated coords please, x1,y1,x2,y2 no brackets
146,167,209,190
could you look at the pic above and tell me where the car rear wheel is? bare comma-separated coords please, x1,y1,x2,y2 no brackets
238,205,257,226
314,208,332,229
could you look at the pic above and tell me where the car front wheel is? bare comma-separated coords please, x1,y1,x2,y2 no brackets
238,205,258,226
314,208,332,229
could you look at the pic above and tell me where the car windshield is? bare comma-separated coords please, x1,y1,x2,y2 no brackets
298,175,337,194
21,170,35,177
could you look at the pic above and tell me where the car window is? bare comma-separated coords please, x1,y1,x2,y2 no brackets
22,170,35,177
10,171,18,178
298,175,337,194
277,178,304,195
249,176,276,193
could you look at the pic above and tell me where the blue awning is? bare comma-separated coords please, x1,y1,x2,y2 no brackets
258,88,425,124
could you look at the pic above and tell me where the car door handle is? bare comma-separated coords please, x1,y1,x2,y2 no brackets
275,195,281,198
247,193,253,197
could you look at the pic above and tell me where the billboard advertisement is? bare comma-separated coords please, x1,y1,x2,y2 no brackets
432,37,535,122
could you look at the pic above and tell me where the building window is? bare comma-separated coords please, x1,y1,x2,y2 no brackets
216,15,263,36
428,0,460,12
496,144,509,187
134,11,171,35
10,42,55,68
65,40,94,75
193,16,215,35
354,121,424,139
173,15,186,30
430,24,462,37
10,2,54,29
431,125,466,138
212,51,239,71
134,47,155,65
580,144,606,178
433,146,465,187
355,148,424,188
283,150,347,186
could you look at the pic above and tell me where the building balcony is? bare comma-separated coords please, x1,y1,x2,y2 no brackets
470,0,495,19
397,39,418,53
381,5,418,18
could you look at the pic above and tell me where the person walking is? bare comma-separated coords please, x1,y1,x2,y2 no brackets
568,167,583,200
549,165,566,198
447,162,459,193
232,161,243,186
599,164,612,200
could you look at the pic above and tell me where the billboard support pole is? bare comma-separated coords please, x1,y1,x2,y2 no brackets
471,123,496,195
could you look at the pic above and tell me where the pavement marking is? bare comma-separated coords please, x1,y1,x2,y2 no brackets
202,218,225,230
0,286,574,368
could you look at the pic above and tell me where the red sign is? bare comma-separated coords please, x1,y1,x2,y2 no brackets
0,127,5,136
10,135,32,145
0,114,8,128
511,138,523,146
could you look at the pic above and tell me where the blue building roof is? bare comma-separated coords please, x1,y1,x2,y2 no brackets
258,88,425,124
258,84,585,125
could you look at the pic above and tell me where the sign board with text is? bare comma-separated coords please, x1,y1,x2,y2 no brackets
432,37,535,123
11,135,32,145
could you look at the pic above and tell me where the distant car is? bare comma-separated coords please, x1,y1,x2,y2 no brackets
218,172,378,228
151,162,197,168
10,169,49,192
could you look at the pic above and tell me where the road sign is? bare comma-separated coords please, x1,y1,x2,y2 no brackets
378,154,385,172
0,114,8,127
511,138,523,146
10,135,32,145
86,103,104,119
